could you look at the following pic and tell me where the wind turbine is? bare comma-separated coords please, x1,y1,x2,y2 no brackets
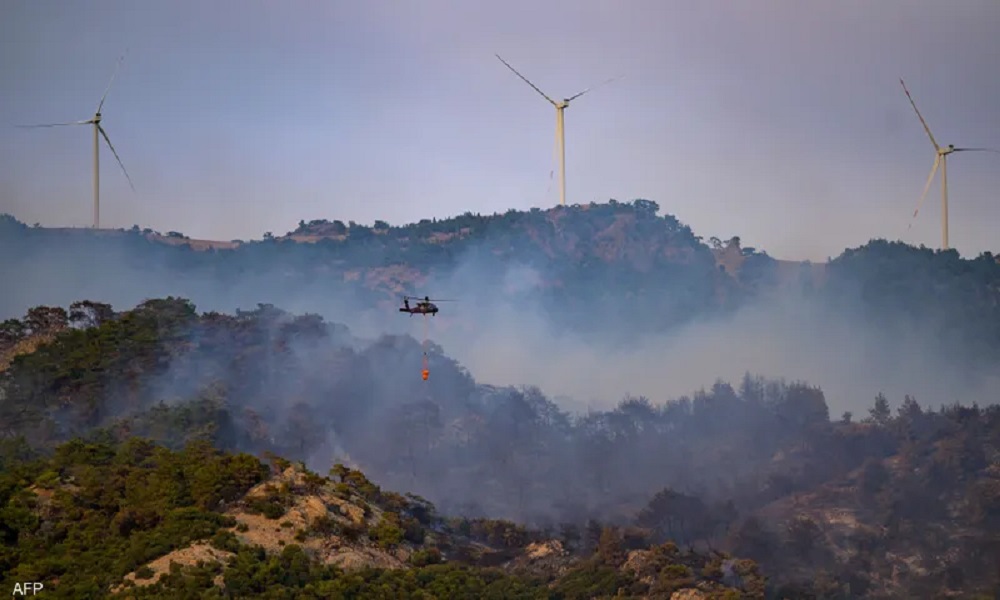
900,78,999,251
496,54,618,206
19,53,134,230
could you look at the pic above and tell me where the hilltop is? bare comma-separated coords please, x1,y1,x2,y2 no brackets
34,208,828,290
3,200,999,371
0,437,764,598
0,202,776,337
5,200,998,352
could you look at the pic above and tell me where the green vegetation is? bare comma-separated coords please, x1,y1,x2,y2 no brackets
245,485,293,520
368,512,404,549
0,437,755,598
2,290,1000,596
124,547,550,599
0,437,267,597
4,203,1000,597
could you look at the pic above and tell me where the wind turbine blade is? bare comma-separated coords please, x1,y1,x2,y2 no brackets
907,155,940,232
496,54,557,106
98,125,135,191
566,75,623,102
97,50,128,114
16,120,91,128
899,79,940,150
953,147,1000,154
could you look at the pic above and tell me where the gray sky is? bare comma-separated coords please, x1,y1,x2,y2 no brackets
2,0,998,261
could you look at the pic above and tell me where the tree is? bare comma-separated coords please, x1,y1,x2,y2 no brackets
637,487,711,547
0,319,26,347
597,526,626,566
23,306,68,335
69,301,115,329
329,463,350,483
632,199,660,215
897,395,922,420
868,393,892,427
774,382,830,429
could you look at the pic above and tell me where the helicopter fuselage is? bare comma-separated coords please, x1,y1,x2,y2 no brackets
400,303,438,315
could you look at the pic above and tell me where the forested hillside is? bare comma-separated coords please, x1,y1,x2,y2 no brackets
3,201,1000,597
0,202,762,342
0,437,764,598
3,201,999,357
1,298,999,598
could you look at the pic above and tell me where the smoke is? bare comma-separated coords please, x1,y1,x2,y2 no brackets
1,223,997,424
6,216,1000,527
414,240,999,417
439,279,1000,416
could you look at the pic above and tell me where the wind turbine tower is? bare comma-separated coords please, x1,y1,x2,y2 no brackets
19,53,134,229
496,55,618,206
900,78,999,251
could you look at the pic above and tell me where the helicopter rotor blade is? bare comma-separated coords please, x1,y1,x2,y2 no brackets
404,296,457,301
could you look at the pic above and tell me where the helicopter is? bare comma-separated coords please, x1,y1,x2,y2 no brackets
399,296,451,317
399,295,454,316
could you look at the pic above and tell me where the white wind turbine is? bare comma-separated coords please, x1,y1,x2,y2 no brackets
19,53,135,229
496,54,619,206
900,78,1000,251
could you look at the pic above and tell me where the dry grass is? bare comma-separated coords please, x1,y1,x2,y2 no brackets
111,543,234,594
109,465,413,594
0,333,58,372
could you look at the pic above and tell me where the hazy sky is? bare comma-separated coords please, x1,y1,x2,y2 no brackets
2,0,999,261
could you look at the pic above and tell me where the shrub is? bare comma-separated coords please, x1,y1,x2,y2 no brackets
409,548,443,567
311,515,339,536
369,513,404,549
341,521,365,542
246,497,286,519
210,530,240,553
